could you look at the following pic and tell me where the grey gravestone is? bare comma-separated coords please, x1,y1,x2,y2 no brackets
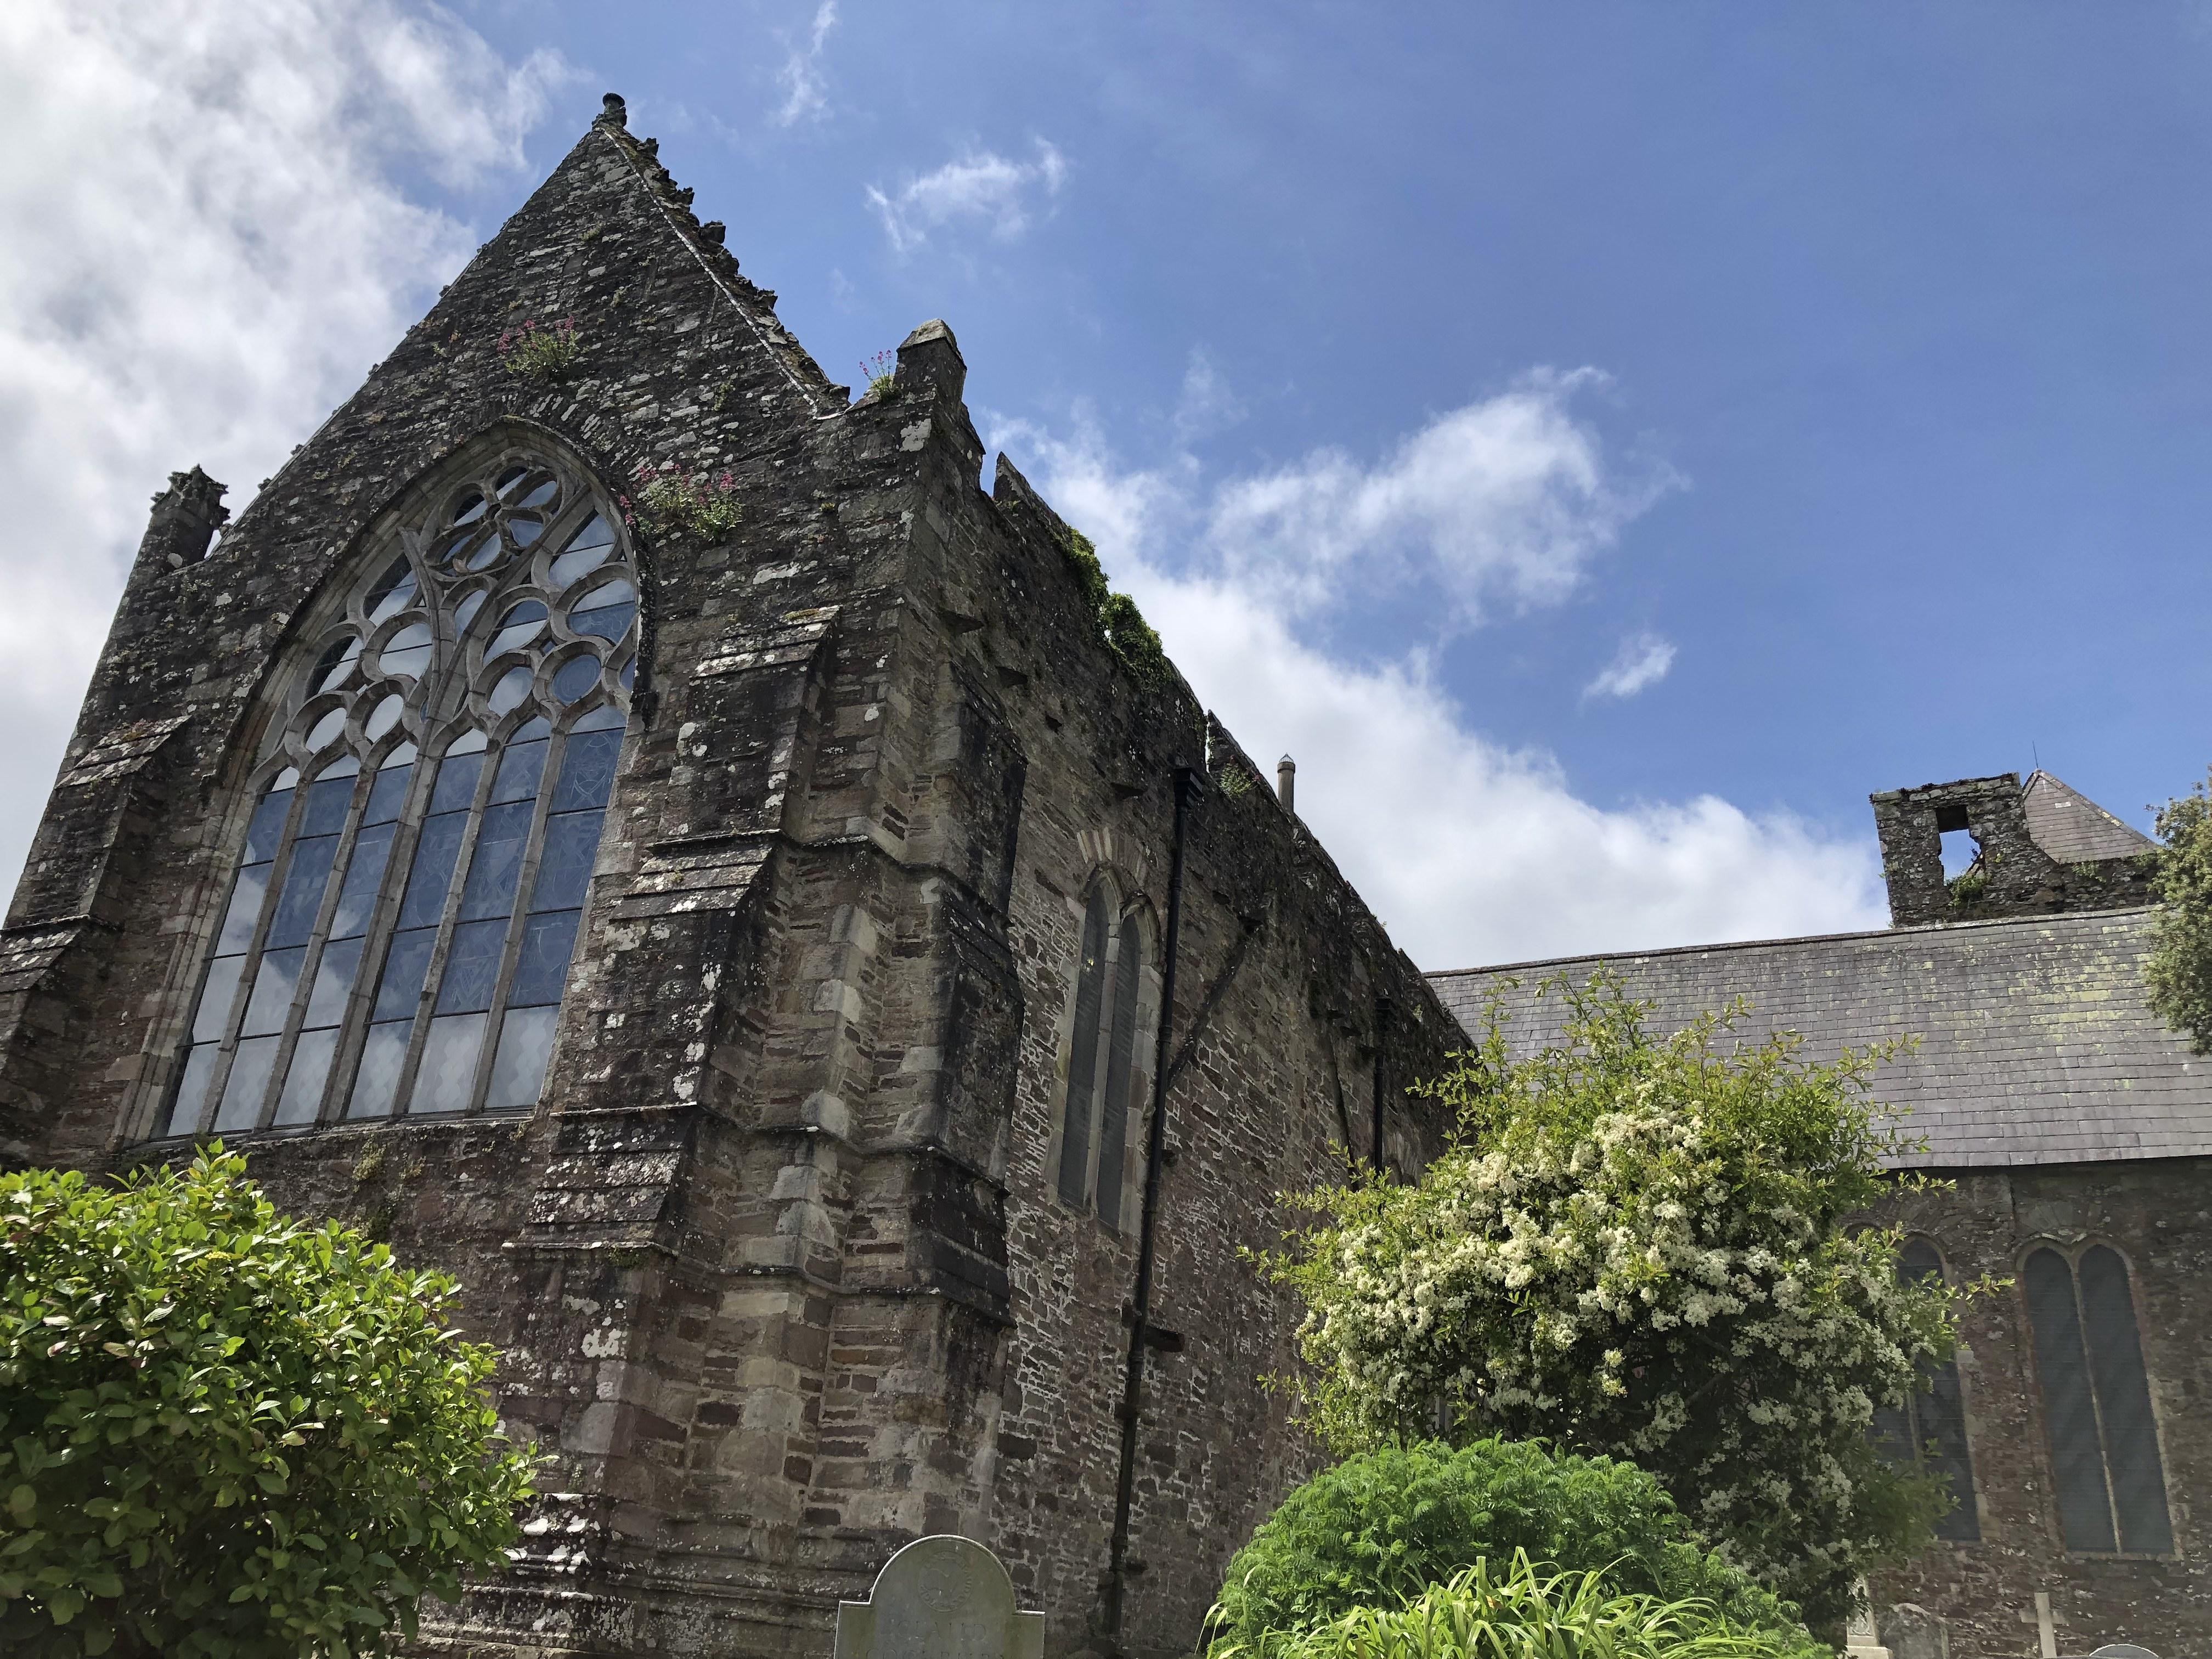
834,1535,1045,1659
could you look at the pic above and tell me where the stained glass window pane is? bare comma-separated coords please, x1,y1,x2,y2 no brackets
241,947,306,1037
489,667,533,714
510,517,546,548
490,739,547,804
374,928,436,1023
551,729,622,812
265,836,339,949
415,1014,486,1113
364,763,411,825
398,815,466,929
303,937,362,1029
1097,925,1142,1229
2024,1248,2117,1551
430,750,486,813
193,956,245,1044
274,1028,337,1126
312,635,362,693
364,695,405,739
459,802,534,920
306,708,346,751
215,1036,280,1132
330,822,395,940
488,600,548,658
365,558,416,621
529,812,603,913
217,867,269,954
168,1043,222,1136
1059,891,1110,1207
509,910,580,1007
2078,1246,2172,1553
551,653,600,704
436,919,506,1014
243,787,294,864
488,1005,558,1110
349,1022,409,1118
300,774,355,837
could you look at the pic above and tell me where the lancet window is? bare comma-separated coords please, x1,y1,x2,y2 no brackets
162,449,639,1138
1870,1238,1979,1541
2023,1243,2172,1553
1057,882,1148,1227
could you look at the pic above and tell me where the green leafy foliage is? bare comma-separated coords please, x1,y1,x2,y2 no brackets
495,317,582,385
2147,774,2212,1052
1261,974,1967,1630
1061,528,1172,689
1212,1551,1824,1659
0,1149,537,1658
623,460,742,543
1209,1440,1813,1653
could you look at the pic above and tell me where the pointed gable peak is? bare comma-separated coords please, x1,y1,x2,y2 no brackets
2021,770,2157,864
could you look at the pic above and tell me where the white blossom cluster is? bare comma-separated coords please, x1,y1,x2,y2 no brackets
1271,980,1960,1627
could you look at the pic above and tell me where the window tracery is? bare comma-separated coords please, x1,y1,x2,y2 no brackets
1056,881,1148,1227
162,449,639,1139
2022,1242,2172,1553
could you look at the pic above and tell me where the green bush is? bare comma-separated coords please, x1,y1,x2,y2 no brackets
1214,1553,1823,1659
1209,1440,1813,1655
0,1148,537,1658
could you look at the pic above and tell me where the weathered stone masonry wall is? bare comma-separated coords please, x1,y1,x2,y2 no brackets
2,100,1459,1659
1867,1163,2212,1658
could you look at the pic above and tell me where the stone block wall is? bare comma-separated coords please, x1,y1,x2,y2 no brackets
1869,1161,2212,1657
1871,775,2153,927
0,97,1457,1659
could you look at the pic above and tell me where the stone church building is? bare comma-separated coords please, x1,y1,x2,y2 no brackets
3,94,2202,1659
0,97,1455,1656
1437,772,2209,1659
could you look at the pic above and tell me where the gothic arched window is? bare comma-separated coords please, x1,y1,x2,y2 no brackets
161,448,638,1139
2022,1243,2172,1553
1056,882,1148,1227
1871,1238,1979,1541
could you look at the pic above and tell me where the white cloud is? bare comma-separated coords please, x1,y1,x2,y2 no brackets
992,413,1886,968
774,1,838,127
1172,348,1245,443
866,139,1068,255
0,0,572,893
1583,630,1677,701
1205,369,1675,625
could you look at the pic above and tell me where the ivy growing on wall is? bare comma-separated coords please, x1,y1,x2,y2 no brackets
2147,771,2212,1051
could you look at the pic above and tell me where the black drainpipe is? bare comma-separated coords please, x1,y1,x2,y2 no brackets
1105,766,1195,1638
1370,994,1392,1176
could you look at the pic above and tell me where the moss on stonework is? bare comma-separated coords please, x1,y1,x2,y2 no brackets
1062,528,1170,690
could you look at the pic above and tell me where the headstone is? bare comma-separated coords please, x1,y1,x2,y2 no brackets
834,1535,1045,1659
1882,1602,1950,1659
2087,1647,2158,1659
1844,1579,1892,1659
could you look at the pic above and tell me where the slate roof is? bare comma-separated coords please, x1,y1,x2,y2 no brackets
2019,769,2158,864
1426,907,2212,1169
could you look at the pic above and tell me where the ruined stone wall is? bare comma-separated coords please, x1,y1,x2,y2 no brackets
1872,775,2153,927
2,98,1457,1659
1868,1161,2212,1658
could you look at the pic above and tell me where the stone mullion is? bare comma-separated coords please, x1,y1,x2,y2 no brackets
246,762,381,1131
392,739,504,1116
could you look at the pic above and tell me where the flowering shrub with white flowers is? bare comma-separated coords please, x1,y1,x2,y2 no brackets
1262,974,1974,1632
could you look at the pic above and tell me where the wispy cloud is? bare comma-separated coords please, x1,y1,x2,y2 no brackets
866,140,1068,255
989,407,1882,967
1172,348,1246,444
1583,630,1677,701
0,0,573,889
1204,370,1678,628
774,1,838,127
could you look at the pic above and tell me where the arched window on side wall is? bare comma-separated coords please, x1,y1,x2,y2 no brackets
2022,1244,2172,1553
1056,882,1147,1228
161,448,639,1138
1870,1238,1979,1542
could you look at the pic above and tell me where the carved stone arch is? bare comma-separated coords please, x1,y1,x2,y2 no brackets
136,425,643,1146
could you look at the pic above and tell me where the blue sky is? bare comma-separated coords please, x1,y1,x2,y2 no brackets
4,3,2210,965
